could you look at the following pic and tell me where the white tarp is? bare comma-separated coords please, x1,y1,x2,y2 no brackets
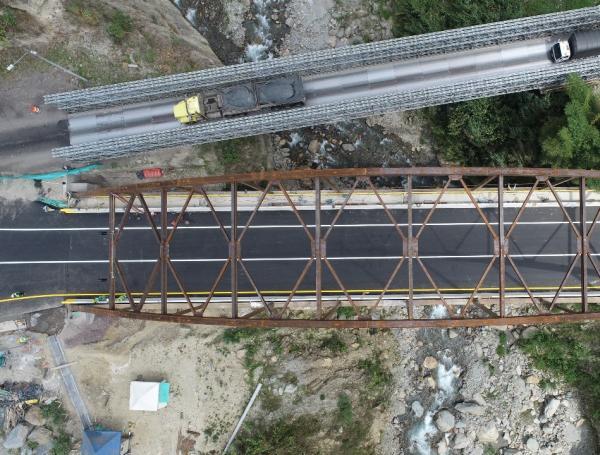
129,382,160,411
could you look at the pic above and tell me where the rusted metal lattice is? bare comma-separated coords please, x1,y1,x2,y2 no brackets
73,167,600,328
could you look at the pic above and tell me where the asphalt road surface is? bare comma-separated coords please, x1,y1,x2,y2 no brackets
1,202,599,299
0,70,74,174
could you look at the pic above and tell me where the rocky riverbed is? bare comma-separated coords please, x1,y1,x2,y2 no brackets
172,0,436,172
383,324,596,454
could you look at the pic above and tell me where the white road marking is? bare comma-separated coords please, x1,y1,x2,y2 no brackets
0,252,598,265
0,220,599,232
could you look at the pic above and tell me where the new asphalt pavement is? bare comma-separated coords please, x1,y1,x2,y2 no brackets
1,201,599,299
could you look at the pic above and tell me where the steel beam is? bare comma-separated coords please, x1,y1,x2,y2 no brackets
580,178,588,312
71,305,600,329
498,176,506,317
160,189,168,315
314,177,322,317
108,193,116,310
230,183,238,318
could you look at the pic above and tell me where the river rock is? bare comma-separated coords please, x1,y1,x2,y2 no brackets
564,422,581,443
3,424,29,449
477,422,499,443
422,356,438,369
521,326,539,339
455,402,486,416
526,437,539,452
435,410,455,432
425,376,436,389
453,432,471,449
437,439,448,455
308,139,321,154
411,400,424,418
341,143,355,152
396,403,406,416
526,375,541,385
544,398,560,419
283,384,297,394
473,393,487,406
24,406,45,426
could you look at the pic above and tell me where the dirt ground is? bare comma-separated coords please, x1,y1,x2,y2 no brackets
59,313,249,454
55,310,401,454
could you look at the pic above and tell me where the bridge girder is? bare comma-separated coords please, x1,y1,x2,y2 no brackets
72,167,600,328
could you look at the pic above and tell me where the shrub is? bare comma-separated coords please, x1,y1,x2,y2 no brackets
222,327,262,344
358,354,393,406
519,323,600,431
64,0,102,26
41,401,67,427
231,415,320,455
218,139,243,165
106,10,133,43
51,431,72,455
320,332,347,353
496,331,507,357
337,393,353,425
336,306,356,319
0,8,17,41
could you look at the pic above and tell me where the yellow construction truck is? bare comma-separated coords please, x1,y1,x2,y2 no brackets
173,75,305,125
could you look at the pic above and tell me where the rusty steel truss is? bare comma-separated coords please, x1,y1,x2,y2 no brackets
72,167,600,328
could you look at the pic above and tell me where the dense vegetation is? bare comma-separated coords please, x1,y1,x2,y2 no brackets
519,323,600,433
380,0,600,169
378,4,600,440
0,7,17,41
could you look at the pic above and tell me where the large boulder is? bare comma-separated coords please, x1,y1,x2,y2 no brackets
24,406,45,426
422,356,438,370
3,423,30,449
455,401,486,416
477,422,499,443
434,410,455,432
28,427,53,446
543,398,560,420
453,432,471,450
411,401,424,418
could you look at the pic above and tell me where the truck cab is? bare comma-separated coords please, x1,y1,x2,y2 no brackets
173,96,204,124
550,39,572,63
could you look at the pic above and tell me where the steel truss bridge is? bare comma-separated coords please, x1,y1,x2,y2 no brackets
72,167,600,329
45,7,600,162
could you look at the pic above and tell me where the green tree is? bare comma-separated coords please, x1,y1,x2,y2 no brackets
384,0,600,37
541,74,600,170
380,0,599,167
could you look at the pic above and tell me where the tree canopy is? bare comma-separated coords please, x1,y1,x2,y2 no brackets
381,0,600,169
542,74,600,169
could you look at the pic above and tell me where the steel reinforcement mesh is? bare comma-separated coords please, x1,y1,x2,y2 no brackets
52,56,600,161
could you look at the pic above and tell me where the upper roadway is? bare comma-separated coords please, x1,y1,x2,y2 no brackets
67,37,557,145
1,201,598,300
